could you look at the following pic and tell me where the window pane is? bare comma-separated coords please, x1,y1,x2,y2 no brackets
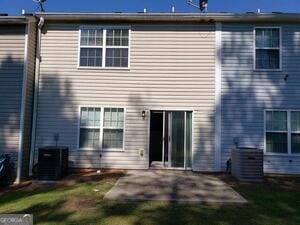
88,29,96,46
96,29,103,45
291,112,300,132
121,58,128,67
80,29,88,45
270,29,280,48
266,132,287,153
292,134,300,154
114,29,121,46
104,108,111,127
80,29,102,46
94,108,101,127
81,37,88,46
264,29,279,48
79,128,100,149
106,29,129,47
118,109,124,127
121,29,129,46
80,107,101,127
106,29,114,46
80,58,87,66
111,108,118,127
80,48,102,67
80,107,88,126
266,111,287,131
88,108,95,126
264,29,272,48
104,108,124,128
256,28,279,48
103,129,123,149
106,48,128,67
255,29,264,48
106,58,113,67
256,49,279,69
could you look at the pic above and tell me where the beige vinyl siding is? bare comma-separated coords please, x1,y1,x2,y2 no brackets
35,23,216,171
20,22,36,179
0,25,25,171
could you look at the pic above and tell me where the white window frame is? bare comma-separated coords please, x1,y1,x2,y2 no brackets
254,26,282,71
264,109,300,156
78,107,101,150
77,26,131,70
77,105,126,151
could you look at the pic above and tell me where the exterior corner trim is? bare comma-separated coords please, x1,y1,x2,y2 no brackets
214,22,222,172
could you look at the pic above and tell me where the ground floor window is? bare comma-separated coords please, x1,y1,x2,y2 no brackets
265,110,300,154
79,106,124,150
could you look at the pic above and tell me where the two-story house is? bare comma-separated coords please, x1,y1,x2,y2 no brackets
29,13,300,175
1,13,300,182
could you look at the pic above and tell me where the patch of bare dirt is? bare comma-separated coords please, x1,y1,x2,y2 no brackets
0,169,126,194
60,169,126,186
217,173,300,192
63,196,100,211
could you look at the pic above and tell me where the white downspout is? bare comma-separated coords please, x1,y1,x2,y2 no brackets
29,17,44,176
16,23,30,184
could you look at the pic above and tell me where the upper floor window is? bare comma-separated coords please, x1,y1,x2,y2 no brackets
79,27,130,69
255,28,281,70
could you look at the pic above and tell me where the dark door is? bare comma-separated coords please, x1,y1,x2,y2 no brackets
149,111,163,165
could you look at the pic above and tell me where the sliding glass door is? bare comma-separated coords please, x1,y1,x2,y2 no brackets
163,111,192,169
170,111,185,167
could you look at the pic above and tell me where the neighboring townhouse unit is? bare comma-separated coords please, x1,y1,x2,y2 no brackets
0,15,36,182
220,14,300,174
28,13,300,175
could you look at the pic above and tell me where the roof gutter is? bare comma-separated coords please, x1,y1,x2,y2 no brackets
35,12,300,23
29,16,44,177
0,16,36,24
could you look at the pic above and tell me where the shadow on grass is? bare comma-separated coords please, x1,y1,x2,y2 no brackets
14,201,73,225
0,173,299,225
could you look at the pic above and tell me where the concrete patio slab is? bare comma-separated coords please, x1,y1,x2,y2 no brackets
104,170,247,203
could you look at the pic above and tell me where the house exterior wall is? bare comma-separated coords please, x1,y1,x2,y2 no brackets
0,24,26,177
34,22,216,171
221,23,300,174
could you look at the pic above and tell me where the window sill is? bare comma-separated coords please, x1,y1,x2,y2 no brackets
102,148,125,152
77,148,101,151
77,66,130,71
76,148,125,152
254,68,282,72
264,153,300,157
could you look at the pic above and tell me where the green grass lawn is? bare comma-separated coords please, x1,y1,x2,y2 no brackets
0,171,299,225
